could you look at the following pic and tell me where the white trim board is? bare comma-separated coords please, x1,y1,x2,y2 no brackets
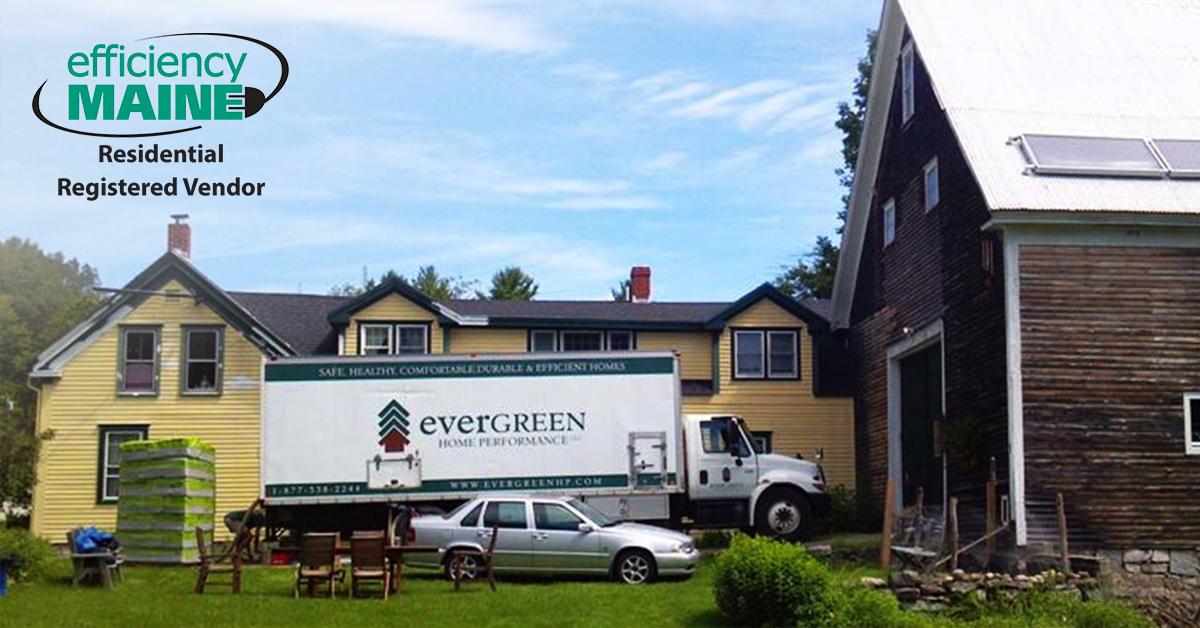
885,319,944,513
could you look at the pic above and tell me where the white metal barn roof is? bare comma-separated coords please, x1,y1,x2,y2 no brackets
900,0,1200,214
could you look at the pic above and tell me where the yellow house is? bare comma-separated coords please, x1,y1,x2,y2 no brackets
29,227,855,541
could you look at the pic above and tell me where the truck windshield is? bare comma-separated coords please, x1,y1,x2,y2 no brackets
567,498,620,527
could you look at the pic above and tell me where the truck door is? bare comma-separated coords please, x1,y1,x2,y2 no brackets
531,501,604,571
692,417,758,500
480,500,534,568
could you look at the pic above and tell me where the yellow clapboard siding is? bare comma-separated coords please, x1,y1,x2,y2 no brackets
449,328,527,353
681,300,856,489
344,294,442,355
32,281,263,541
636,332,713,381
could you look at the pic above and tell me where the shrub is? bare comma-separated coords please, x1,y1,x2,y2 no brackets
696,529,734,550
712,534,837,626
813,485,883,537
0,528,65,582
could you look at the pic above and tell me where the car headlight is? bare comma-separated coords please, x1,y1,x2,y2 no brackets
671,541,696,554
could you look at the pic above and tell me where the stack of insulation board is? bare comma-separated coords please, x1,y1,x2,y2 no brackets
116,438,215,564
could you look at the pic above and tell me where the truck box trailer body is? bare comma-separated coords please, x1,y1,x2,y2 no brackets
261,351,830,541
262,352,683,509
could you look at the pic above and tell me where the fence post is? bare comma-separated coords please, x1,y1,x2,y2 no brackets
949,496,959,571
1056,492,1071,575
986,456,997,561
881,477,896,571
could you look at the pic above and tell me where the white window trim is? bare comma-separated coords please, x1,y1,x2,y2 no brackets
766,330,799,379
1185,393,1200,455
101,428,145,502
901,41,915,123
924,157,939,211
606,330,634,351
395,324,429,354
360,323,394,355
559,330,605,352
530,330,558,352
733,330,766,379
883,198,897,247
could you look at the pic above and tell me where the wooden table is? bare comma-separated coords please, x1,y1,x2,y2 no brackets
335,544,440,593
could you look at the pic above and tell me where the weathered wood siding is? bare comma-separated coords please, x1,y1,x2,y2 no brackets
848,36,1009,516
32,281,264,541
1020,245,1200,548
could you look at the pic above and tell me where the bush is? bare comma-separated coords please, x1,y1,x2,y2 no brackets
0,528,64,582
696,529,734,550
712,534,837,626
814,485,883,537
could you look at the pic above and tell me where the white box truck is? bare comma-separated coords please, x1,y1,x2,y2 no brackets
261,351,830,541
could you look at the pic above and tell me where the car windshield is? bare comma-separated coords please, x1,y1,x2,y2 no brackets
567,498,620,527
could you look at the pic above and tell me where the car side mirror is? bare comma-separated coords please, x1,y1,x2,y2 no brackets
578,523,596,533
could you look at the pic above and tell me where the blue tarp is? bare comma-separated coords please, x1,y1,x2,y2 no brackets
73,527,116,553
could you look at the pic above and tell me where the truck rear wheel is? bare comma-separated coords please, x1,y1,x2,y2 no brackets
754,488,813,543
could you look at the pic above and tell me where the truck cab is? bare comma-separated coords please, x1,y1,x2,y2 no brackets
681,415,830,541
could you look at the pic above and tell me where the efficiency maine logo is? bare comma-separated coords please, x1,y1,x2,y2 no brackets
32,33,288,138
378,400,412,453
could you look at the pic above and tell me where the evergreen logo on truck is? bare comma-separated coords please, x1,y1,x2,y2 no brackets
377,400,411,453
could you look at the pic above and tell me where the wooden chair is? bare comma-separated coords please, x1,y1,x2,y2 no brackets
450,527,498,592
350,532,390,599
66,528,124,588
294,533,344,598
195,527,243,594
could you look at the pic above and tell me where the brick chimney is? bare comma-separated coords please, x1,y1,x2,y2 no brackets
630,266,651,302
167,214,191,258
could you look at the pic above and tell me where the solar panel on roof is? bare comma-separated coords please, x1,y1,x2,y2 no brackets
1017,134,1166,177
1151,139,1200,178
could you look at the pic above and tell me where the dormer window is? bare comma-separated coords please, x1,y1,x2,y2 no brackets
359,323,429,355
901,42,915,123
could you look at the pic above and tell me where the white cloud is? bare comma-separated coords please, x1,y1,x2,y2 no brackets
544,195,665,211
670,80,792,119
642,151,687,173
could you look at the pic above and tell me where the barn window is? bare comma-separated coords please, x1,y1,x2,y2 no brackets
981,237,997,275
883,198,897,247
924,157,940,210
901,41,915,123
1185,393,1200,455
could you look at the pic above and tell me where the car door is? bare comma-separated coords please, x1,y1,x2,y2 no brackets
480,500,534,569
693,417,758,500
531,501,604,571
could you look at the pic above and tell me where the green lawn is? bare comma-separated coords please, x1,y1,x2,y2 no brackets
1,560,725,627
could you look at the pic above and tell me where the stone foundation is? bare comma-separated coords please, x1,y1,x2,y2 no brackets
865,568,1098,612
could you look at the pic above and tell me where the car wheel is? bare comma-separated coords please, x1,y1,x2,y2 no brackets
755,488,813,542
444,550,481,581
613,549,657,585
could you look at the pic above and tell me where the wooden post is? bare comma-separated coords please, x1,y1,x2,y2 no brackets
948,497,959,571
986,457,997,560
881,477,896,571
1056,492,1072,575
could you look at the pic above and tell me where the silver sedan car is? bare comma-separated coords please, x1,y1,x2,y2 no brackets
403,495,698,584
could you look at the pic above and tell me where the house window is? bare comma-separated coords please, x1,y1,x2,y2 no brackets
767,331,799,378
883,198,897,247
924,157,939,210
607,331,634,351
734,330,800,380
98,426,147,503
182,327,223,394
750,431,773,454
396,325,428,354
901,41,915,123
561,331,604,352
361,324,392,355
1186,393,1200,455
119,327,159,394
530,330,557,352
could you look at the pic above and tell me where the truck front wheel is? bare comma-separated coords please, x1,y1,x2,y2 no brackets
754,488,813,542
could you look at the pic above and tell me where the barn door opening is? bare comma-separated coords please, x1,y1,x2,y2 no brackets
900,343,944,508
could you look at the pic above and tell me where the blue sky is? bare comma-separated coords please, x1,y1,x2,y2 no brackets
0,0,881,301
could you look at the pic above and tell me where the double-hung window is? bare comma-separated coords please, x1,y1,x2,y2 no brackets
734,329,800,380
1186,393,1200,455
530,330,557,352
359,323,428,355
182,327,223,394
530,329,636,352
901,41,915,123
119,327,159,395
98,425,147,503
560,331,604,352
606,331,634,351
883,198,897,247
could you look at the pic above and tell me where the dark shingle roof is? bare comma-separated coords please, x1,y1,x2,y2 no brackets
227,290,832,355
229,292,348,355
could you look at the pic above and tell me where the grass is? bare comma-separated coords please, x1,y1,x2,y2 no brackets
0,559,725,628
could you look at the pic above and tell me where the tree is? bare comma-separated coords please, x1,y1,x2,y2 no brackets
610,279,631,302
776,29,876,300
0,238,100,513
483,266,538,301
329,267,474,300
774,236,839,300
